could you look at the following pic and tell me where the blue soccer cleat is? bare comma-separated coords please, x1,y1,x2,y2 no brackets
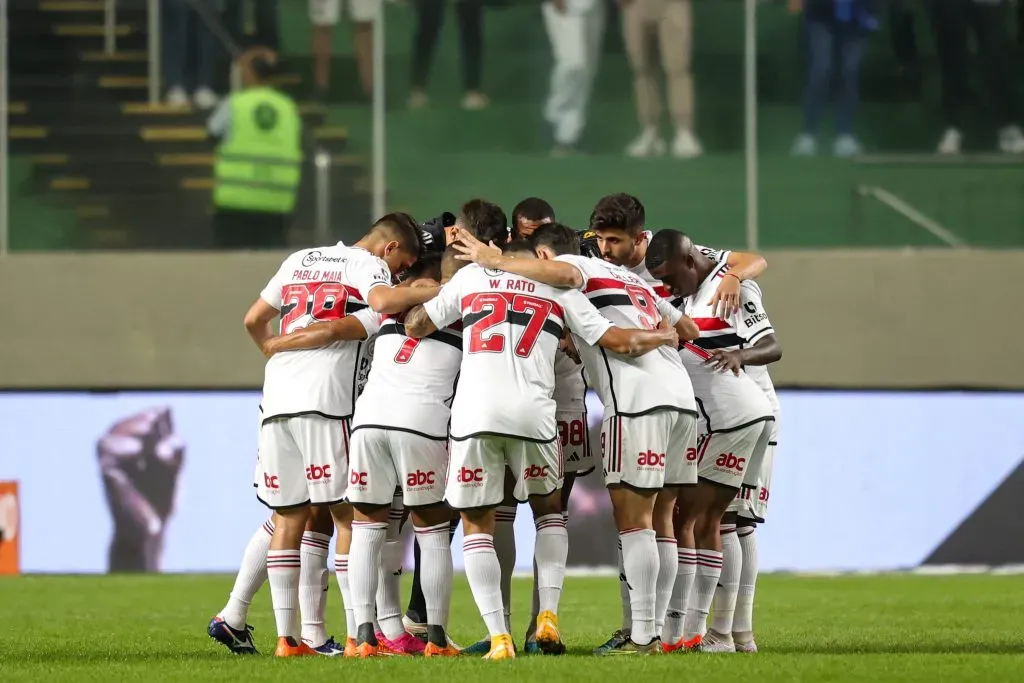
460,636,492,656
208,616,258,654
311,636,345,656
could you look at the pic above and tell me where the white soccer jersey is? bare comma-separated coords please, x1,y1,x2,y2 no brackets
352,315,462,439
258,243,391,422
557,254,696,418
680,264,774,430
627,231,729,302
731,281,780,415
553,352,586,413
423,264,614,442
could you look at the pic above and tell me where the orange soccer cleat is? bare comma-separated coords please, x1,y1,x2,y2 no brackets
274,636,315,657
424,642,461,657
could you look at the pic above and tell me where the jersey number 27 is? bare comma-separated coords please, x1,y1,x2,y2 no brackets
468,293,552,357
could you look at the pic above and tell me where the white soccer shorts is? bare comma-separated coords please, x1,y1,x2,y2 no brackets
309,0,379,26
557,410,594,476
256,415,351,509
601,410,698,490
445,435,563,509
345,427,448,507
730,417,779,521
696,418,773,490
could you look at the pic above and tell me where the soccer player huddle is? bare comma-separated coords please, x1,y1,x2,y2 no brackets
208,193,782,660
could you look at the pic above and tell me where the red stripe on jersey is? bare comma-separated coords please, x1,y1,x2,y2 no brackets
342,284,364,302
652,284,671,298
693,317,731,331
460,291,565,323
583,277,629,293
683,341,712,361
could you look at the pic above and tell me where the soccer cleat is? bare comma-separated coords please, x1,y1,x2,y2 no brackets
374,632,413,657
734,637,758,653
461,636,492,656
380,631,426,656
534,611,565,655
664,634,702,653
482,634,516,660
424,642,461,657
597,637,663,656
698,630,736,653
344,637,357,657
310,636,345,656
274,636,315,657
523,638,542,655
402,615,428,641
592,628,631,655
207,617,258,654
351,642,379,658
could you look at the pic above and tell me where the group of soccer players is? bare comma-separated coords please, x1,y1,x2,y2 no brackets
207,192,782,660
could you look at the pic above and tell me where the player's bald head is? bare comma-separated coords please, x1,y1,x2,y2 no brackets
646,229,693,271
441,245,469,282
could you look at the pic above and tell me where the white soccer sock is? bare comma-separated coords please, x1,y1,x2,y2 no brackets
494,506,517,630
299,531,331,647
219,519,273,630
682,549,723,640
534,513,568,614
350,521,388,633
734,526,758,636
267,548,301,638
333,553,358,638
617,537,632,632
654,537,678,635
377,536,405,640
711,525,742,635
463,533,508,637
620,529,658,645
664,546,696,644
415,523,453,630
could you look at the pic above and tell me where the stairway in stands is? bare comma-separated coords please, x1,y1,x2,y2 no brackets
7,0,371,249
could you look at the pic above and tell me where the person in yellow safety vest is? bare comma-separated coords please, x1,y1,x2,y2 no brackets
207,47,303,249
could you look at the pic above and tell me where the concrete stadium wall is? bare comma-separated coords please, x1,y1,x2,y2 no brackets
0,250,1019,389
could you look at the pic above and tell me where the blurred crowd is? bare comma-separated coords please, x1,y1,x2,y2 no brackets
162,0,1024,157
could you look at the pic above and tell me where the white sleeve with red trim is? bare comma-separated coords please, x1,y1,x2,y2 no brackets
553,254,589,289
352,308,383,338
558,289,614,347
655,297,683,326
695,244,731,265
422,269,464,330
348,251,394,301
734,281,774,345
258,257,293,310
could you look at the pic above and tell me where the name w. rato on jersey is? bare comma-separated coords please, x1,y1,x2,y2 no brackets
352,314,462,439
258,243,391,423
556,254,696,418
680,263,774,431
423,264,614,443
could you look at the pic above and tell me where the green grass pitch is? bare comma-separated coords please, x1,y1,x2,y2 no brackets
1,574,1022,681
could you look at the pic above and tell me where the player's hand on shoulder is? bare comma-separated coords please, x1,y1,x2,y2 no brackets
452,228,503,268
710,271,742,318
705,349,743,376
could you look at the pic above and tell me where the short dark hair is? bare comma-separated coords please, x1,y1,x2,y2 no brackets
371,212,422,255
529,222,579,256
589,193,646,236
501,239,535,256
402,252,442,282
251,54,278,81
646,229,690,271
459,199,509,245
511,198,556,227
441,245,469,281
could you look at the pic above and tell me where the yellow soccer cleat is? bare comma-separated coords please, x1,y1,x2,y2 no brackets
482,634,516,660
534,611,566,655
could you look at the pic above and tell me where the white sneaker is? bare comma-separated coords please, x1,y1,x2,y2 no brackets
998,125,1024,154
698,630,736,653
791,133,817,156
937,127,962,155
401,615,461,649
671,129,703,159
626,128,666,158
193,87,219,110
165,85,189,107
833,134,863,158
461,91,489,111
733,631,758,653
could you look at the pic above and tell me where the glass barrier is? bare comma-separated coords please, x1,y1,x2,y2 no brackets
381,0,749,252
758,0,1024,249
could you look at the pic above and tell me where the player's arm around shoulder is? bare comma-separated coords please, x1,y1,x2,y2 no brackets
735,281,782,367
451,228,584,289
708,247,768,318
560,289,678,358
261,310,380,358
243,298,279,354
405,274,455,339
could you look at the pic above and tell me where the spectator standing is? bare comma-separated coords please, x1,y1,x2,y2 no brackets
543,0,606,156
208,49,304,249
162,0,221,109
409,0,488,110
790,0,878,158
926,0,1024,154
223,0,281,53
619,0,701,159
308,0,379,100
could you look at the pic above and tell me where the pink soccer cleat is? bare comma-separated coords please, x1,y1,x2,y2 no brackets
377,631,426,656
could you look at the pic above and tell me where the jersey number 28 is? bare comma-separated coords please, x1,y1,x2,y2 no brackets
280,282,348,332
468,293,552,357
